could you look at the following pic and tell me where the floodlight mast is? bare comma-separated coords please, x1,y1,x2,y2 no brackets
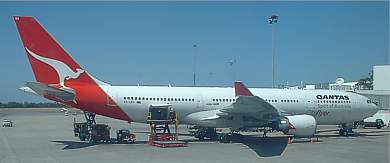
268,14,278,88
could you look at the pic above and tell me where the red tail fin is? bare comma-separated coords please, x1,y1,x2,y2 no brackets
234,81,254,96
14,16,84,86
14,16,131,122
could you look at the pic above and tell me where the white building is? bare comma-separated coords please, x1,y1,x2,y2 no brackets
356,65,390,111
328,78,358,91
373,65,390,90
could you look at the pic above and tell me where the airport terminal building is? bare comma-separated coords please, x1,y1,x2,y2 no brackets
356,65,390,111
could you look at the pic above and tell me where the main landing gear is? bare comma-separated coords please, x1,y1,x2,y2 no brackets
217,132,244,143
339,123,356,136
190,126,218,141
190,126,244,143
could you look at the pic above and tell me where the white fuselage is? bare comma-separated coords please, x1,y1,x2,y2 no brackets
101,85,378,126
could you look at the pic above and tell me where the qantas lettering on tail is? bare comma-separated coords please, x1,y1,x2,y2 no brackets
25,47,85,89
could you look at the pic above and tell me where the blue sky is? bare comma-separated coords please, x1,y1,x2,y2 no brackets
0,1,388,102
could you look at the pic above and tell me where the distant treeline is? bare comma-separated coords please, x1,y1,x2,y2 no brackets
0,102,67,108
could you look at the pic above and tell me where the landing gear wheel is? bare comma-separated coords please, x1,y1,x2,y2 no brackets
218,133,231,143
218,133,244,143
339,123,355,136
193,127,217,141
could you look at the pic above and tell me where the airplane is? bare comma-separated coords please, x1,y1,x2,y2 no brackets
14,16,378,141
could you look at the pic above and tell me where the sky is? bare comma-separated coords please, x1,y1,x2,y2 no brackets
0,1,388,102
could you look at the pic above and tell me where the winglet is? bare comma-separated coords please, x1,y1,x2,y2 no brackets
234,81,254,96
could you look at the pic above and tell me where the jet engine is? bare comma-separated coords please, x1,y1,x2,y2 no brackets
278,115,317,137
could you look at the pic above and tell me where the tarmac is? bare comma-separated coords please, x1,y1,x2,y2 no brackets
0,108,389,163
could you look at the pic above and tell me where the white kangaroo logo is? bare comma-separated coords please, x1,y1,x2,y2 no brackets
25,47,85,89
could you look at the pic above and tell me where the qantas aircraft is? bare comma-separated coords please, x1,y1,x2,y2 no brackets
14,16,378,140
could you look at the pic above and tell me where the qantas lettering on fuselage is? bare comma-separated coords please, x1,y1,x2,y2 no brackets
316,95,349,100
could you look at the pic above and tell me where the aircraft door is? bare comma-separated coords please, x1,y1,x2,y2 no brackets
196,94,204,109
306,96,317,110
305,98,317,115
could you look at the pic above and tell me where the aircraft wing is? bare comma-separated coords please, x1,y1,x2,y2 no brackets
185,81,281,128
220,81,279,120
22,82,75,102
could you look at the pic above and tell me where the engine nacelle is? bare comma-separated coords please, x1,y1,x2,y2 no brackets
281,115,317,137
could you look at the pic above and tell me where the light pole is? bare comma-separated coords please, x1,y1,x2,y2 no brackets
268,14,278,88
193,44,198,86
227,58,237,82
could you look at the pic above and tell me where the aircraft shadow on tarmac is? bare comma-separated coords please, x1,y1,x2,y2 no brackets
134,131,193,136
241,136,288,157
52,137,288,157
51,140,99,150
181,136,289,157
51,129,388,155
51,139,148,150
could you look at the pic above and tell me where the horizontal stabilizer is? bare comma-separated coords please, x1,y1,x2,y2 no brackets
23,82,75,102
